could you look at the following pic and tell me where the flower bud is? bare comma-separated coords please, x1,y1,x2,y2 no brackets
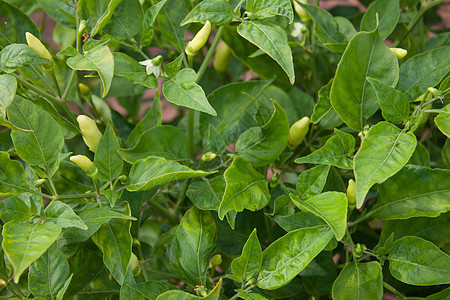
293,0,311,23
70,155,98,177
288,117,310,149
211,254,222,266
77,115,102,152
347,179,356,211
389,48,407,59
26,32,52,61
78,83,91,96
201,151,217,162
185,21,211,56
213,42,232,73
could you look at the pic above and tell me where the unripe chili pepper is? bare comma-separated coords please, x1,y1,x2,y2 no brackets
70,155,98,177
201,151,217,162
354,243,366,258
288,116,310,149
185,21,211,57
389,47,407,59
293,0,311,23
77,115,102,152
213,42,232,73
347,179,356,211
211,254,222,266
26,32,52,61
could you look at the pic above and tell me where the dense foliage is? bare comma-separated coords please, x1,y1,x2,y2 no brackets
0,0,449,299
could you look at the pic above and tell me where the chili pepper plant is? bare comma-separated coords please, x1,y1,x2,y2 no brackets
0,0,449,299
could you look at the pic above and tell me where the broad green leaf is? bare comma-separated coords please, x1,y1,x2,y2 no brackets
204,125,226,155
408,142,430,167
120,265,143,300
218,156,270,219
181,0,235,26
0,195,33,222
354,122,416,208
272,212,326,232
236,99,289,166
0,151,28,197
296,165,331,198
330,29,399,131
311,79,333,124
113,52,158,88
128,280,178,299
139,0,168,47
290,192,347,240
28,243,69,298
126,93,161,148
157,0,187,53
360,0,400,40
187,176,225,210
0,74,16,117
165,54,184,78
0,44,50,73
367,77,409,124
257,225,333,290
163,69,216,116
78,0,123,36
372,165,450,219
0,1,40,47
199,80,271,144
45,201,88,230
237,21,295,84
169,207,217,287
389,236,450,285
246,0,294,23
2,220,62,283
425,287,450,300
295,129,355,170
156,278,222,300
434,103,450,138
127,156,214,192
66,45,114,97
94,124,123,183
398,46,450,99
303,252,337,296
91,204,132,285
378,213,450,249
119,125,188,163
332,262,383,300
335,16,357,40
8,96,64,167
103,0,143,39
56,274,73,300
37,0,76,27
231,229,262,282
239,293,267,300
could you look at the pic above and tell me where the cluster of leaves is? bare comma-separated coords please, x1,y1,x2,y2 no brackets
0,0,449,299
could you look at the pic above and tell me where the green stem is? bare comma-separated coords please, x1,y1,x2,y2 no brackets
392,0,445,48
137,243,149,281
383,281,405,300
188,109,195,158
229,284,255,300
347,210,374,227
62,70,76,102
49,69,62,98
0,274,25,299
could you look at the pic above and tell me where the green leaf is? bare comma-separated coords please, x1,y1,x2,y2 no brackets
187,176,225,210
398,46,450,99
367,77,410,124
163,68,216,115
372,165,450,219
236,99,289,166
295,129,355,170
231,228,262,282
121,265,143,300
0,195,33,222
156,278,222,300
0,151,28,197
119,125,188,163
311,79,333,124
330,29,399,131
113,52,158,88
66,45,114,97
0,1,40,47
2,220,62,283
127,156,214,192
296,165,331,199
8,96,64,167
272,212,326,232
37,0,76,27
434,103,450,138
157,0,187,53
56,274,73,300
28,243,69,298
246,0,294,23
128,280,178,299
237,21,295,84
290,192,347,240
389,236,450,285
332,261,383,300
94,123,123,183
354,122,416,208
78,0,123,36
181,0,234,26
139,0,168,47
218,156,270,220
91,204,132,285
103,0,143,39
126,93,161,148
169,207,217,287
45,201,88,230
0,74,16,118
360,0,400,40
0,44,50,73
257,225,333,290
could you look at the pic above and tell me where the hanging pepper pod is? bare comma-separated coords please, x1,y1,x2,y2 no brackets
347,179,356,211
77,115,103,153
288,117,310,149
26,32,54,71
70,155,98,177
389,47,407,59
185,21,211,57
213,42,232,73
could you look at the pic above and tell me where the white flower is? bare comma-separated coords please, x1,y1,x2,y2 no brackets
139,55,162,77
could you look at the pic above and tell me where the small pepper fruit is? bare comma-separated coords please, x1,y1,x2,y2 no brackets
185,21,211,56
70,155,98,177
347,179,356,211
77,115,103,152
213,42,232,73
293,0,311,23
389,47,407,59
201,151,217,162
288,116,310,149
26,32,54,70
211,254,222,266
